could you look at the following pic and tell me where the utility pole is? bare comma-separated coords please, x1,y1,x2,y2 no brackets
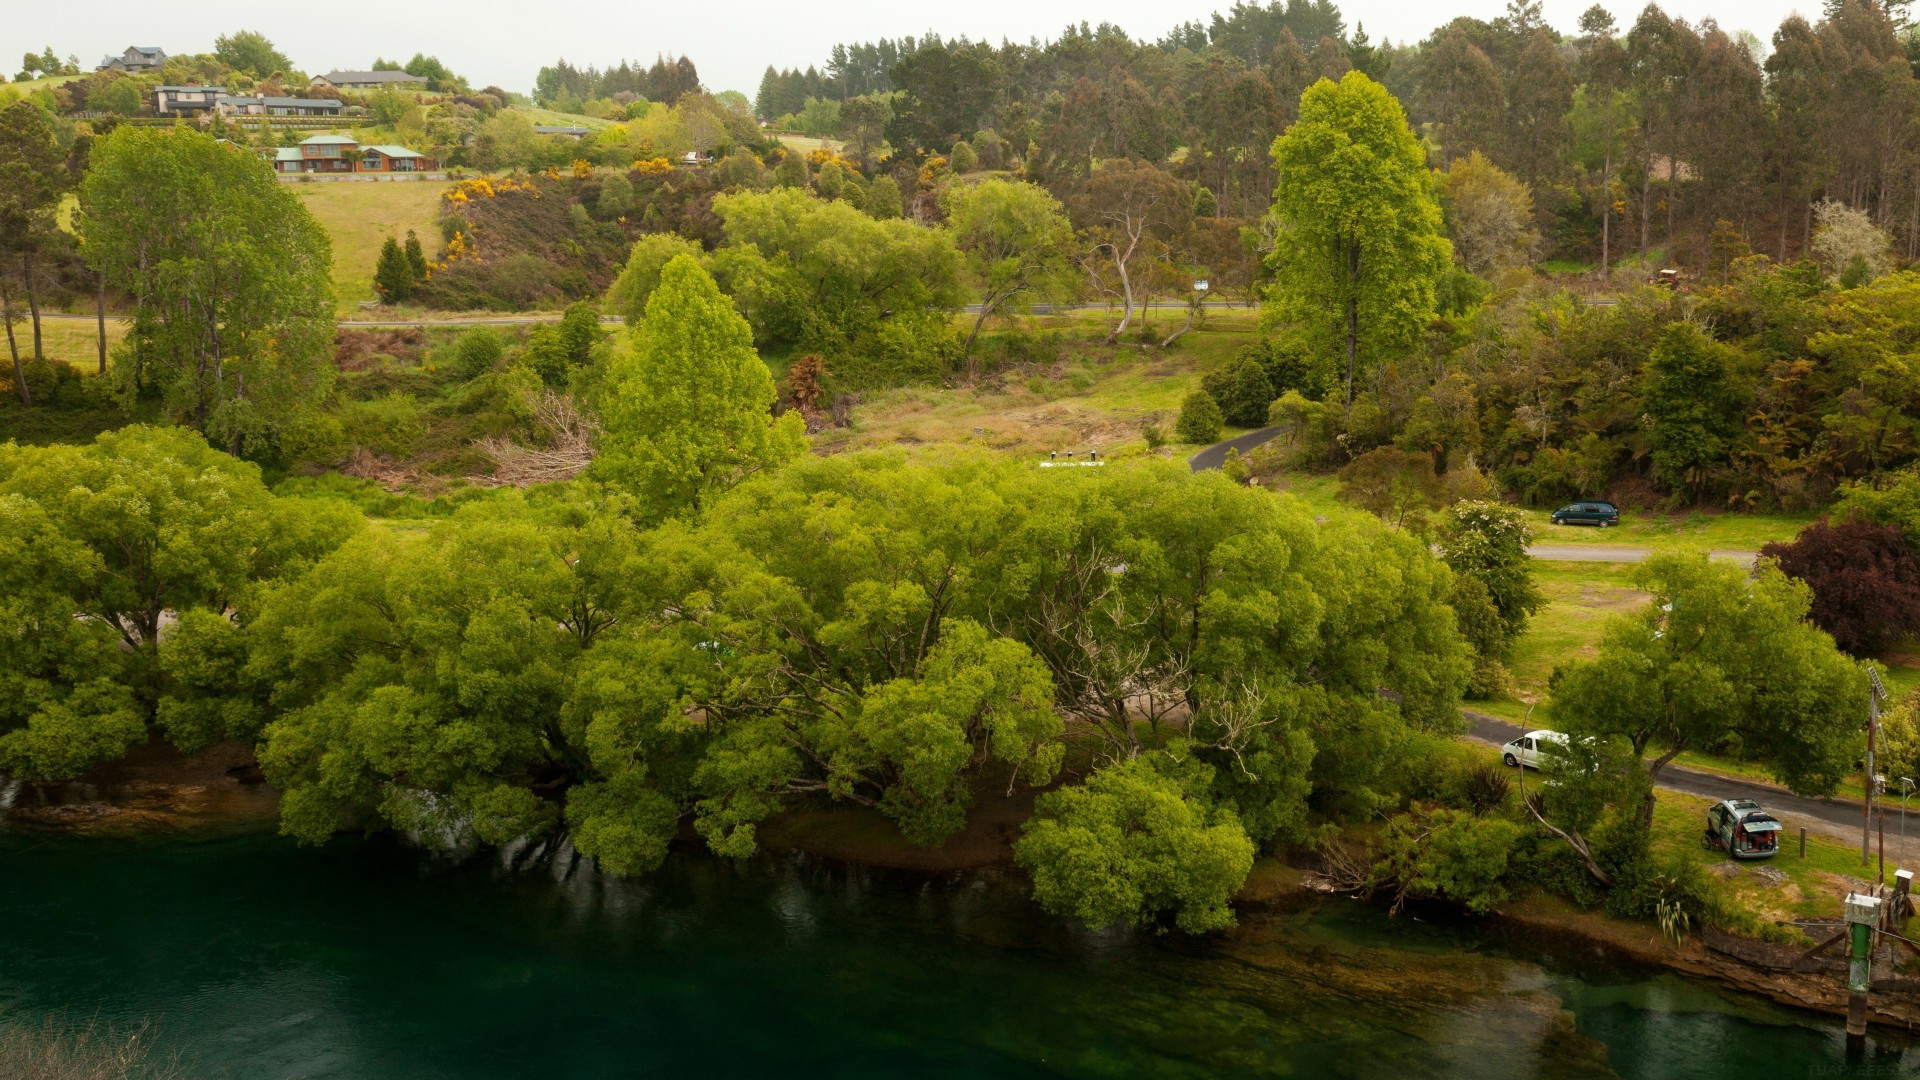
1866,664,1886,871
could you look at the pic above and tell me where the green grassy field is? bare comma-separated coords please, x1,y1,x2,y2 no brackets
4,318,125,370
287,181,447,308
518,108,617,130
1528,507,1812,551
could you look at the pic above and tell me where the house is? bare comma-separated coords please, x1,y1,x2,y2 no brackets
98,46,166,73
154,86,225,116
310,70,429,91
264,134,438,175
534,125,592,139
680,150,712,166
217,94,345,117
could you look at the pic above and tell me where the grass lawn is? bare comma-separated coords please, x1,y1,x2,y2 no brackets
1649,788,1899,928
7,318,126,370
1528,507,1812,551
287,181,447,308
825,313,1253,459
776,135,842,155
516,108,617,130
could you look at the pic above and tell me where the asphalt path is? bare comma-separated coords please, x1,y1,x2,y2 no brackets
1466,711,1877,845
1188,425,1287,472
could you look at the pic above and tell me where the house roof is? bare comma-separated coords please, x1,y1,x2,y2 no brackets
272,148,304,162
300,134,358,145
362,145,427,158
534,125,591,135
156,85,224,92
317,70,427,84
131,46,165,56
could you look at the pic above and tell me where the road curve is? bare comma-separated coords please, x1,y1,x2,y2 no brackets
1189,425,1287,472
1466,711,1873,844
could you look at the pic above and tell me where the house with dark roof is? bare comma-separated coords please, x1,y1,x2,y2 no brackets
264,134,438,175
154,86,225,116
310,70,429,91
218,94,345,117
98,46,166,73
534,125,592,139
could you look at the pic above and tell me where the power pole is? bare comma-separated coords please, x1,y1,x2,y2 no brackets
1866,664,1886,871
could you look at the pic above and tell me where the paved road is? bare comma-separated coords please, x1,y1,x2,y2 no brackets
1188,425,1287,472
1466,711,1873,844
1525,543,1757,564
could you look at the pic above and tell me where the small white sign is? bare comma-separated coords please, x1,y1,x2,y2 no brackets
1194,279,1209,291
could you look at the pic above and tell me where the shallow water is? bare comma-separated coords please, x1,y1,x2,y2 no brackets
0,826,1913,1078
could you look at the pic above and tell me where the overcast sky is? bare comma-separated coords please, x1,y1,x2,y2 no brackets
11,1,1820,97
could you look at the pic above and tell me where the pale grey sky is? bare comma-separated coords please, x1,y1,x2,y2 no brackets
6,1,1819,98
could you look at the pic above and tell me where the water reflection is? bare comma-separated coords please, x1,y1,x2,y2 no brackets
0,827,1913,1079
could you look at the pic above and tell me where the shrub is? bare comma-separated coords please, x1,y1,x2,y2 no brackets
1373,808,1524,914
1203,358,1275,428
452,327,507,378
1175,390,1223,444
1141,422,1166,450
948,139,978,173
338,393,429,458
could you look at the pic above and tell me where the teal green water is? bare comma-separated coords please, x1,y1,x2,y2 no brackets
0,826,1914,1078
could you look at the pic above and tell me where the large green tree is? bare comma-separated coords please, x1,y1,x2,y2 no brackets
78,126,336,452
0,427,359,780
1550,553,1865,833
941,178,1075,354
213,30,293,79
593,255,806,520
1266,71,1451,405
0,100,68,404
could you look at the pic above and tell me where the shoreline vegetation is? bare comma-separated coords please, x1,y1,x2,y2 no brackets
11,738,1919,1032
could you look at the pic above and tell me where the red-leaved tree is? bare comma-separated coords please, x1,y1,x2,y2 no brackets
1760,516,1920,654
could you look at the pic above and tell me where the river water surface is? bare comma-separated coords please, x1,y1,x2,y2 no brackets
1,825,1915,1078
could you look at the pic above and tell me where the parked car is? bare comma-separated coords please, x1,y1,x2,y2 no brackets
1501,729,1568,770
1550,501,1620,527
1703,798,1781,859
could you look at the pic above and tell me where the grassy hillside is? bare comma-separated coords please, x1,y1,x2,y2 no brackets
288,181,446,308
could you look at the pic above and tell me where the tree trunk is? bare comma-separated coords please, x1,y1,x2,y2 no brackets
1638,743,1688,833
1343,242,1359,407
1600,121,1612,279
1161,293,1200,348
96,273,109,375
1,278,28,407
1106,245,1136,345
22,250,43,362
229,370,244,456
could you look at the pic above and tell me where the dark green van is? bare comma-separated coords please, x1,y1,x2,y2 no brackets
1549,500,1620,527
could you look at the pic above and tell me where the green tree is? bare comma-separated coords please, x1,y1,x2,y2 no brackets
1211,358,1276,428
865,174,903,219
1267,72,1451,405
1640,323,1748,500
595,173,635,219
1550,553,1865,833
1437,500,1542,645
253,503,662,854
708,188,965,385
403,230,428,283
1435,151,1536,273
1176,388,1224,443
593,256,806,520
0,100,68,403
948,139,978,172
374,236,413,304
452,326,505,378
941,178,1075,353
1016,756,1256,933
0,427,360,780
604,233,705,326
95,78,143,117
79,125,335,452
213,30,292,79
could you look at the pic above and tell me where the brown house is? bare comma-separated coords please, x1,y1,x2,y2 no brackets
266,134,438,175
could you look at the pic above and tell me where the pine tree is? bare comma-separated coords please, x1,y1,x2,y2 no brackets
374,236,413,304
403,230,427,283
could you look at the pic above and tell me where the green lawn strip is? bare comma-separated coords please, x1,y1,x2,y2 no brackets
1528,507,1812,551
1650,789,1897,928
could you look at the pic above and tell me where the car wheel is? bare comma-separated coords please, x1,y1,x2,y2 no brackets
1503,753,1518,768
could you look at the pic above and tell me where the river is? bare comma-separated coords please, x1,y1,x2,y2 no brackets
1,825,1915,1078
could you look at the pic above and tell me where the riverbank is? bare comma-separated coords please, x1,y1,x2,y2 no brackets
8,739,1920,1036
